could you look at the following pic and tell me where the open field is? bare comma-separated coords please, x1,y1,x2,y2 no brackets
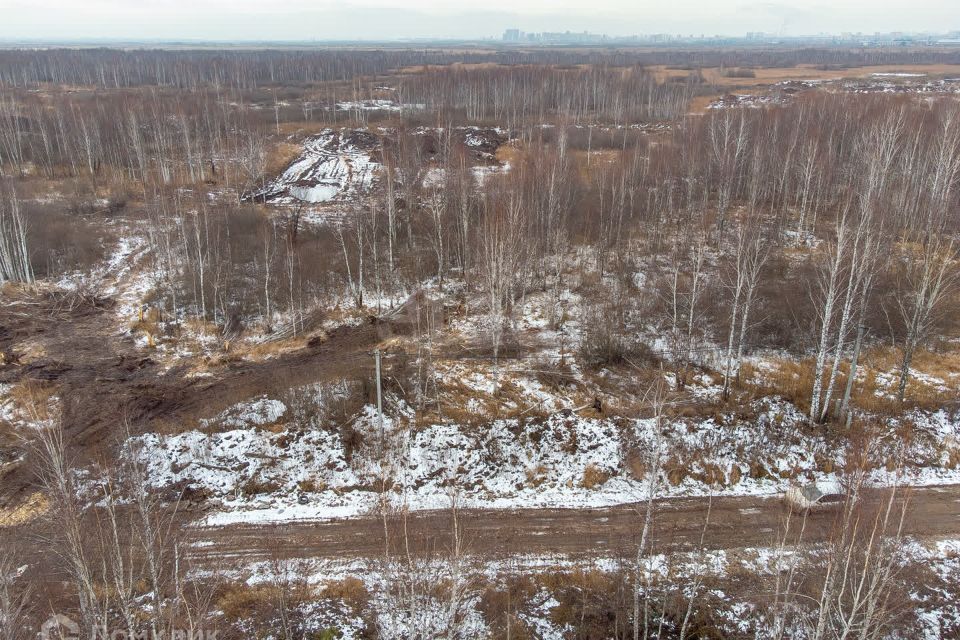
650,62,960,85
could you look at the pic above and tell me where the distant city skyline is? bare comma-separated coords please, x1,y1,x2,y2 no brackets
0,0,957,43
500,27,960,44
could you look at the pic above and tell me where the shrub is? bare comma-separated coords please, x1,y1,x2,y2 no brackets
538,569,632,638
240,477,281,496
721,67,756,78
578,302,653,368
321,577,370,614
217,584,277,621
526,463,548,487
9,378,57,421
580,464,611,489
23,202,107,277
478,574,538,640
624,451,648,481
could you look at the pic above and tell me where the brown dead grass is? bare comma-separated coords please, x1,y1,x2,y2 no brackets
687,94,723,114
670,63,960,114
580,463,611,489
129,307,163,347
217,584,279,621
419,377,499,426
422,357,591,425
494,142,522,167
742,343,960,418
240,477,282,497
238,333,315,361
866,345,960,384
573,148,624,170
320,577,370,614
664,456,687,486
741,356,815,414
534,568,631,636
8,379,57,422
651,63,960,86
276,121,339,137
624,451,648,481
526,463,549,488
266,141,304,175
0,491,50,528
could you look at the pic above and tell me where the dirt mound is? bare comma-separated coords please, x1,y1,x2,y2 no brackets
249,128,381,205
461,127,507,161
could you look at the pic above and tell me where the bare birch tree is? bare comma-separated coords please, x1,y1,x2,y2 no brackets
0,542,31,640
722,217,768,398
33,422,107,636
895,234,958,403
0,190,33,284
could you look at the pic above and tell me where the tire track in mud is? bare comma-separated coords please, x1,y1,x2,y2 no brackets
190,485,960,564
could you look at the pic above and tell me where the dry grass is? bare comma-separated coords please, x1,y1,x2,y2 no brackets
672,63,960,114
129,306,163,348
663,456,687,486
0,281,30,298
422,358,590,425
745,357,825,414
217,584,279,621
416,377,498,426
276,120,337,137
534,568,631,637
320,577,370,614
0,491,50,528
573,149,624,174
265,141,304,175
526,463,549,488
494,142,523,167
687,94,723,114
239,333,314,361
745,343,960,419
866,344,960,383
580,463,611,489
624,451,648,481
435,401,498,426
8,379,57,422
650,63,960,86
183,317,220,339
240,477,281,496
297,478,323,493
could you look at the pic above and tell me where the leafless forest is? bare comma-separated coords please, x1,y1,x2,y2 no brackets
1,46,960,639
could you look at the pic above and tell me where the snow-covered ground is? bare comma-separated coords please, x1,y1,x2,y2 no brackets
253,125,510,208
255,129,379,204
209,535,960,640
127,388,960,526
336,99,425,112
871,72,927,77
707,75,960,111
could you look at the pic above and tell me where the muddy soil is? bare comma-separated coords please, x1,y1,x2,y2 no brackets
190,484,960,562
0,290,384,506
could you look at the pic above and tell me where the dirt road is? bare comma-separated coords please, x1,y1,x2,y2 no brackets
190,484,960,563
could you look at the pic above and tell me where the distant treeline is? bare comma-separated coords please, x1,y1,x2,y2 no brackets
2,47,960,89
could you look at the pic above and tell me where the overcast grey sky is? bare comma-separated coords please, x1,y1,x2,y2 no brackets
0,0,957,42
